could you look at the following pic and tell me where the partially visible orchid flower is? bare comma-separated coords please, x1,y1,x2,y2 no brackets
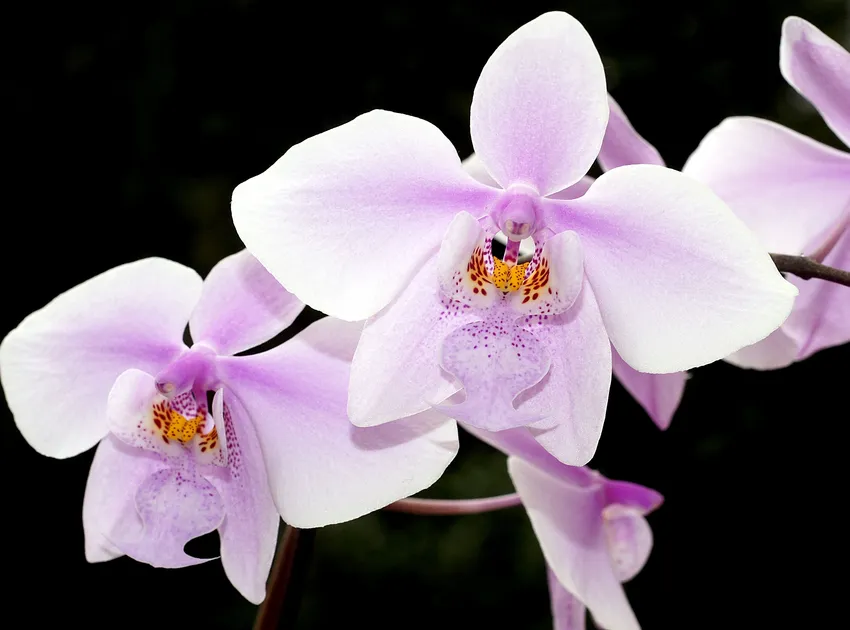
232,11,795,466
0,251,457,603
684,16,850,369
464,96,688,431
469,426,662,630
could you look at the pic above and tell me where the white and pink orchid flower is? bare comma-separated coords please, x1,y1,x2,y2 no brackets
0,251,457,603
232,11,796,466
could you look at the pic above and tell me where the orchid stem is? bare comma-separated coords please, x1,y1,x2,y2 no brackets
253,526,316,630
385,492,523,515
771,253,850,287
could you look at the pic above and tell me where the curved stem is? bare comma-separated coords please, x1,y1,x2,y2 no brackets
253,526,316,630
385,493,523,515
771,253,850,287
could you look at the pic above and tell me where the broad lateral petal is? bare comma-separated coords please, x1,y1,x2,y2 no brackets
612,350,686,430
470,12,608,195
598,96,665,170
218,317,459,528
207,390,279,605
517,280,612,466
0,258,201,459
232,110,499,321
682,117,850,254
548,566,587,630
82,435,165,563
349,260,473,427
117,460,225,569
509,457,640,630
563,165,797,373
781,17,850,146
785,225,850,361
190,250,304,356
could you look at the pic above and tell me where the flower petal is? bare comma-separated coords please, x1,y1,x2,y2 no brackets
723,326,800,369
561,165,797,373
509,457,640,630
603,480,664,515
348,260,472,427
612,350,686,430
602,504,653,583
548,566,587,630
0,258,201,458
516,280,612,465
461,153,500,189
549,177,595,201
785,224,850,361
82,435,164,563
682,117,850,254
231,111,498,321
218,317,459,528
470,11,608,195
781,16,850,146
207,390,279,605
439,311,551,431
117,460,225,568
597,96,665,170
189,250,304,356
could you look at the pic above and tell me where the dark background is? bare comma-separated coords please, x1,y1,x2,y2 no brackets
3,1,847,628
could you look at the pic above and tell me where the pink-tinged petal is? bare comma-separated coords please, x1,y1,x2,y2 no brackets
107,369,225,466
612,350,686,430
682,117,850,254
116,460,225,568
724,326,800,369
439,311,550,431
218,317,459,528
509,457,640,630
207,390,279,605
517,281,612,466
232,111,499,321
549,176,595,201
462,153,500,189
563,165,797,373
598,96,665,170
189,250,304,356
470,12,608,195
0,258,201,459
781,16,850,146
602,505,653,583
82,435,165,563
604,480,664,515
548,566,587,630
785,224,850,360
348,261,471,427
462,424,599,487
508,230,584,315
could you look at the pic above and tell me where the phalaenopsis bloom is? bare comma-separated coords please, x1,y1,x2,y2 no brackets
232,11,796,465
684,16,850,369
470,426,661,630
0,251,458,602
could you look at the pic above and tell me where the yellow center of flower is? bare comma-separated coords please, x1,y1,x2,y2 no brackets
465,246,551,306
152,401,214,445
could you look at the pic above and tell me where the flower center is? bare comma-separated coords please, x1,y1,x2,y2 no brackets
465,239,550,305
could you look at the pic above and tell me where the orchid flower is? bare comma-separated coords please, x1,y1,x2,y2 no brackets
0,251,457,603
464,95,688,431
470,426,662,630
683,16,850,369
232,11,796,465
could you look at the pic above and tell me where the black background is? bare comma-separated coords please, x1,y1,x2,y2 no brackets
3,1,847,628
